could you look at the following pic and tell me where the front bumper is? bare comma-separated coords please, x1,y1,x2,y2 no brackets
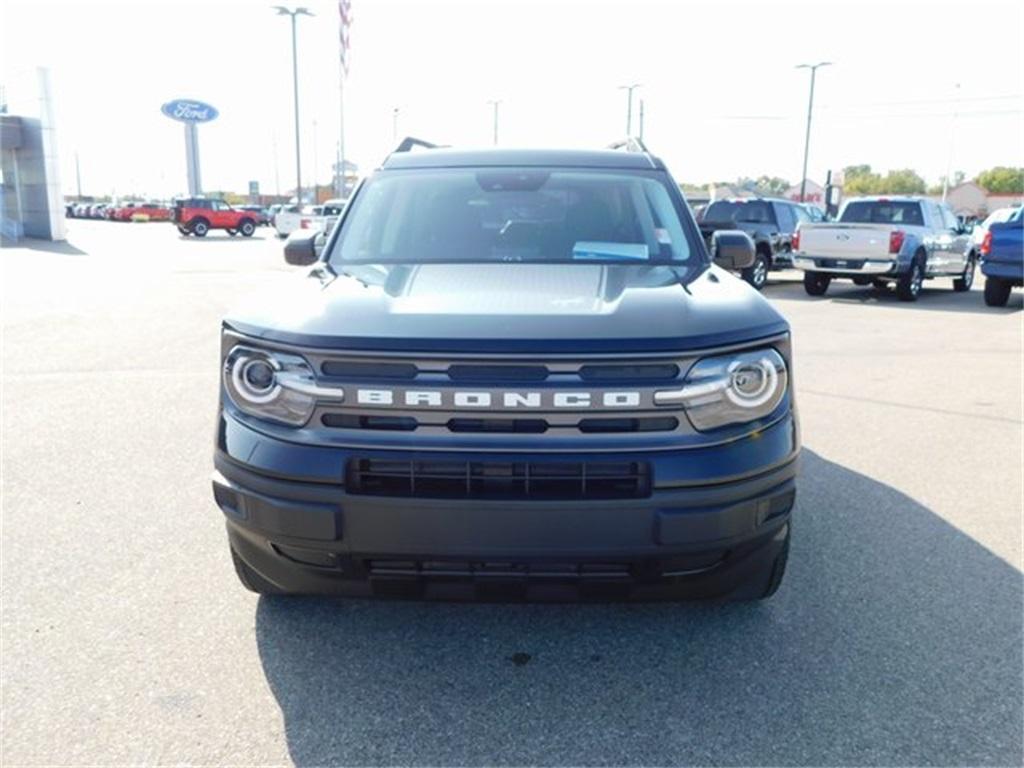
793,255,897,275
212,410,799,600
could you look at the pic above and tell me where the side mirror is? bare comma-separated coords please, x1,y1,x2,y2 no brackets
283,230,325,266
711,230,756,270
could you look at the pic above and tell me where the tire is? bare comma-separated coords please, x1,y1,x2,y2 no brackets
803,271,830,296
852,276,873,286
896,255,925,302
983,276,1012,307
742,251,770,290
191,218,210,237
231,547,287,595
953,253,976,292
276,230,287,239
227,229,238,237
177,226,189,236
872,278,891,290
239,219,256,237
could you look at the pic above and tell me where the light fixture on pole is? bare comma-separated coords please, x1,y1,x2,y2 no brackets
796,61,831,203
273,5,314,204
392,107,400,142
618,83,641,136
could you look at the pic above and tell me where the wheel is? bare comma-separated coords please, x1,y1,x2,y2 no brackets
742,252,770,290
984,276,1012,307
852,276,873,286
191,219,209,237
953,253,976,292
276,230,287,239
231,547,287,595
872,278,891,290
227,229,238,237
803,271,830,296
896,256,925,301
177,226,189,236
239,219,256,237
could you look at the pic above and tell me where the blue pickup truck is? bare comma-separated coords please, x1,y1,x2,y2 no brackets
981,206,1023,307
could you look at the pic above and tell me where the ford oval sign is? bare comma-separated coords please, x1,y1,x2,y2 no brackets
161,99,219,124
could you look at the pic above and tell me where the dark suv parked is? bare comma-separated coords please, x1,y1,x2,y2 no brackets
699,198,811,289
212,139,800,602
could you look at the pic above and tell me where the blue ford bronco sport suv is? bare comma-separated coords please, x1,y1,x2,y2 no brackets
212,138,800,601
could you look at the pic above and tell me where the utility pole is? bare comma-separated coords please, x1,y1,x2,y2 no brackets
312,118,318,203
487,99,501,146
638,99,645,141
273,6,314,203
74,151,82,199
796,62,831,203
942,82,961,202
618,83,640,136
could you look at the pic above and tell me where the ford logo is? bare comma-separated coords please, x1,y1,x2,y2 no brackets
161,99,219,124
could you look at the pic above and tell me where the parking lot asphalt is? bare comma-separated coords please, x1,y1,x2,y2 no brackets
2,220,1022,766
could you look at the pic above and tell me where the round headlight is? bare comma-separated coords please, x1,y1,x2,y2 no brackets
231,355,281,404
725,357,779,408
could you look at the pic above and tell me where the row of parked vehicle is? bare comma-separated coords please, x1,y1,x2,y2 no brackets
66,200,275,227
696,195,1022,307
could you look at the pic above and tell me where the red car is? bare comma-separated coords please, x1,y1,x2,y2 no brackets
111,202,141,221
131,202,172,222
172,198,258,237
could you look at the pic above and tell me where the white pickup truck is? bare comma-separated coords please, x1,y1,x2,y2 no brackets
792,196,978,301
275,199,347,239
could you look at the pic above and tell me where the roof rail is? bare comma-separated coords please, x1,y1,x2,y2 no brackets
607,137,649,154
393,136,441,153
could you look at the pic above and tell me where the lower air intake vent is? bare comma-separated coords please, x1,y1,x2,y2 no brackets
347,459,650,500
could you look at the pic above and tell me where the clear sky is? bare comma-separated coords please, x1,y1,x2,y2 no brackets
3,0,1022,199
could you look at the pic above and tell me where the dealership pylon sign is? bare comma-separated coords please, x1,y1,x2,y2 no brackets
161,99,219,196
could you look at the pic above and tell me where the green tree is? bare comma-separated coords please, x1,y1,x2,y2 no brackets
879,169,926,195
975,167,1024,194
843,165,880,195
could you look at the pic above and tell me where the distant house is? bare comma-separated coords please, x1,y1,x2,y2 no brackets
936,182,1023,218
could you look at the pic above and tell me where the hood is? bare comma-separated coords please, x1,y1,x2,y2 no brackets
225,262,789,353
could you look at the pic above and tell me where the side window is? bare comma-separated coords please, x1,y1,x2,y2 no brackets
774,203,796,233
926,202,943,228
941,206,959,231
214,200,229,211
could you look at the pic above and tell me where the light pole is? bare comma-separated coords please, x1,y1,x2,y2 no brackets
618,83,640,136
273,6,313,204
942,82,961,202
392,107,400,142
487,99,501,146
796,61,831,203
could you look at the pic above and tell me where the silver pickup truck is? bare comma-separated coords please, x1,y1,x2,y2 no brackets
792,196,977,301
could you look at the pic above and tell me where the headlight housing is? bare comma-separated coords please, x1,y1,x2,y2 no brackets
654,348,788,431
223,345,340,427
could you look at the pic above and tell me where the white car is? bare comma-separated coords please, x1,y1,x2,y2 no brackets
972,207,1017,247
272,204,307,239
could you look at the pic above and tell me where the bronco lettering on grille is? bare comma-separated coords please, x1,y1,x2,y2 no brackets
354,389,642,409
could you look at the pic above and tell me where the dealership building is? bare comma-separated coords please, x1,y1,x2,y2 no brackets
0,68,66,242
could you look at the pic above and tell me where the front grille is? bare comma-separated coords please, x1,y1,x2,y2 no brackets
347,458,650,500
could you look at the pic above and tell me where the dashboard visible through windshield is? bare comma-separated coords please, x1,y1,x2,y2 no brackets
328,168,698,265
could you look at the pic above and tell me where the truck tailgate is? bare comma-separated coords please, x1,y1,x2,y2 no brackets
799,224,892,259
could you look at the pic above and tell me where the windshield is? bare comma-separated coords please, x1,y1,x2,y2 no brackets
328,168,696,264
840,201,923,225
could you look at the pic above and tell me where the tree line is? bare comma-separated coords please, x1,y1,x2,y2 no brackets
681,166,1023,197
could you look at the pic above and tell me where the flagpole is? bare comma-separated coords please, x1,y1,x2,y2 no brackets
337,0,350,198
